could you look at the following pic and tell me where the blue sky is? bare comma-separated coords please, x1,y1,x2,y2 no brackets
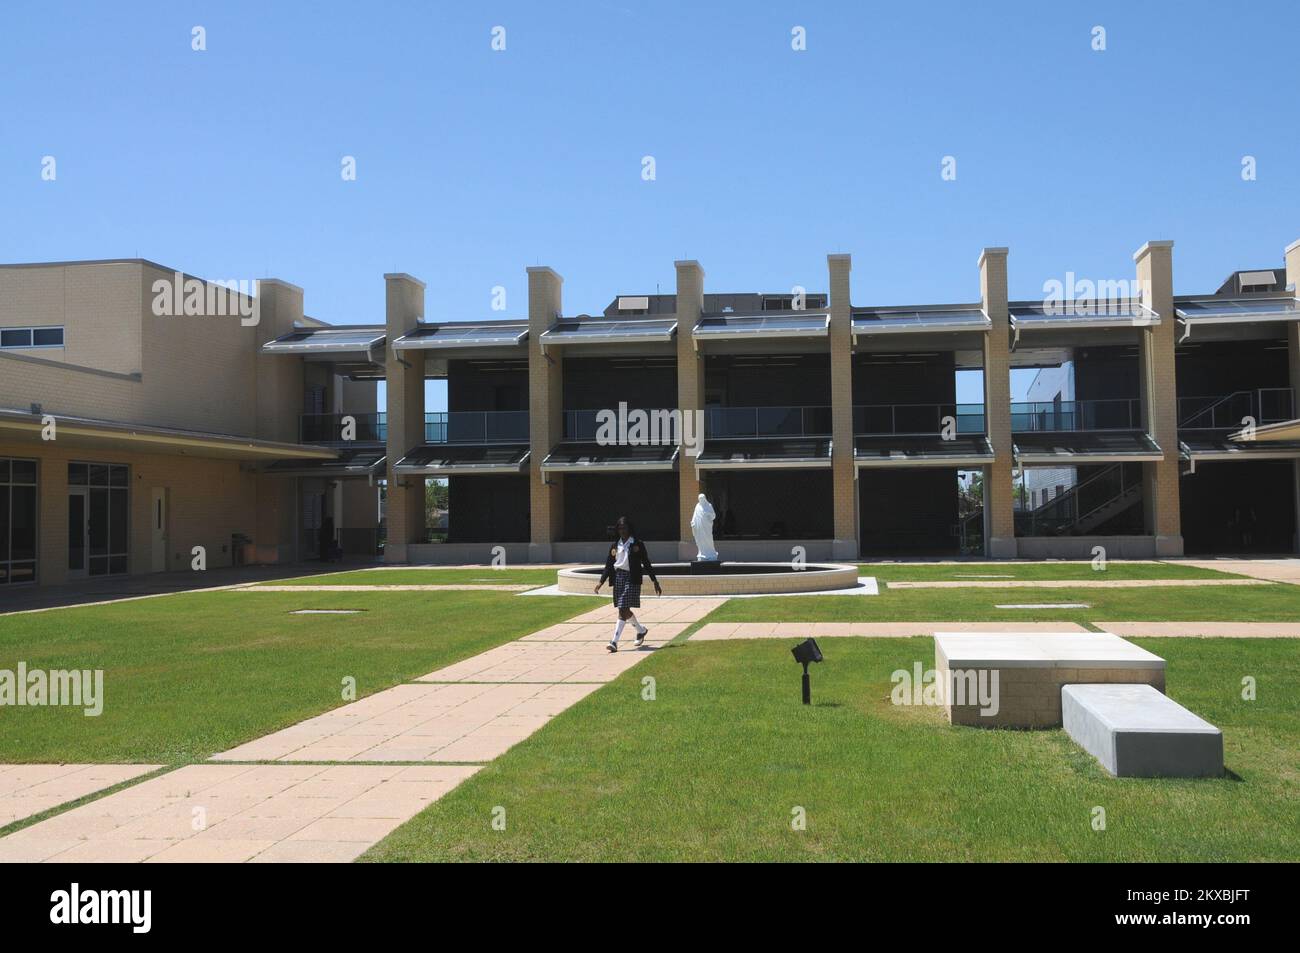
4,1,1297,408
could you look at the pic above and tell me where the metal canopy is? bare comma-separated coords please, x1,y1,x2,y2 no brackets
539,317,676,348
262,325,386,363
540,441,679,472
263,447,386,478
852,306,989,339
1182,429,1300,462
1173,295,1300,342
695,437,833,470
392,321,528,351
692,312,830,342
392,443,530,476
1008,301,1159,349
854,434,994,468
1013,430,1163,464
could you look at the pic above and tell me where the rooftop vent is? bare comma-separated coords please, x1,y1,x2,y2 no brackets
1239,270,1277,292
617,296,649,312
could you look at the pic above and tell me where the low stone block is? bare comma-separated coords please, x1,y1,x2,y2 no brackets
1062,684,1223,778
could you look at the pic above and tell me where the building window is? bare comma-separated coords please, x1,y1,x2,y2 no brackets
0,326,64,349
68,462,129,576
1,458,38,585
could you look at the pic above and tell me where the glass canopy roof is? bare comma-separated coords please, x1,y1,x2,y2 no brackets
693,312,830,340
262,326,385,355
541,441,679,471
392,443,530,475
1013,430,1162,463
539,318,677,346
392,322,528,351
852,307,989,337
695,437,833,469
853,435,994,467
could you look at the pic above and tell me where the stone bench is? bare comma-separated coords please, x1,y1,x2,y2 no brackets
1062,684,1224,778
934,631,1165,728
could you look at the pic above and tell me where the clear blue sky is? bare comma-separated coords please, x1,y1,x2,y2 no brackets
4,0,1297,408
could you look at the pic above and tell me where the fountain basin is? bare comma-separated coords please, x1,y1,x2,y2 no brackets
557,562,860,596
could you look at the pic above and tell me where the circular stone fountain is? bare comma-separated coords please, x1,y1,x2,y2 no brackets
556,562,861,597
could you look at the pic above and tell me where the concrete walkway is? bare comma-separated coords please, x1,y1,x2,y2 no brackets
1180,558,1300,585
1,765,161,827
1099,621,1300,638
691,621,1090,640
243,584,538,592
885,579,1270,589
0,596,718,863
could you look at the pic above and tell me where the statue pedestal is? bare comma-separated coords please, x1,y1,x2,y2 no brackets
688,559,723,575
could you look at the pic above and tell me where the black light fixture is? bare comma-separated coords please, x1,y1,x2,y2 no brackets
791,637,823,705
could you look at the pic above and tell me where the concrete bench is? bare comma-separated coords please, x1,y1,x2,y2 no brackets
1062,684,1223,778
934,631,1165,728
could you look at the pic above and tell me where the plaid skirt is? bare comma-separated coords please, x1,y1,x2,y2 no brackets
612,569,641,609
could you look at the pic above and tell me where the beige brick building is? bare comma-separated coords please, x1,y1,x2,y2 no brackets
4,239,1299,589
0,260,381,588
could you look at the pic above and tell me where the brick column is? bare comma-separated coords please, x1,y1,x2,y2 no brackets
828,254,858,559
254,279,305,563
1285,239,1300,552
675,260,705,560
1134,241,1183,556
979,247,1016,557
383,273,426,564
527,266,564,562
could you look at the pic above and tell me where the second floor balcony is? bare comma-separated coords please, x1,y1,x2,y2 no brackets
1011,398,1140,433
300,410,529,446
1177,388,1294,430
854,403,986,435
705,405,832,438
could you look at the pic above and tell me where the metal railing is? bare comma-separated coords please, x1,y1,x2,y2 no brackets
1015,463,1140,536
705,405,832,438
425,411,529,444
562,408,678,442
300,413,386,444
853,403,985,435
1177,388,1294,430
1010,398,1140,433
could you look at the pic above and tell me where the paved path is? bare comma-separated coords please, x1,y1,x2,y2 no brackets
243,584,538,592
1,765,162,827
691,621,1090,640
1100,621,1300,638
0,596,719,863
1180,558,1300,585
884,579,1270,589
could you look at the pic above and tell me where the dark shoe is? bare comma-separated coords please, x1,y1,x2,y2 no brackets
634,629,648,647
606,642,618,653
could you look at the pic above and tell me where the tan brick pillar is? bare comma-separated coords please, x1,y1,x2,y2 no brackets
1134,241,1183,556
828,254,858,559
383,273,426,564
527,266,564,562
979,247,1016,557
1285,239,1300,552
675,260,705,560
254,279,305,563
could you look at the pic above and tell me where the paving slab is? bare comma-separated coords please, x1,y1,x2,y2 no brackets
1099,621,1300,639
1062,684,1224,778
689,621,1090,640
242,584,537,592
212,681,604,763
414,639,669,684
886,578,1269,589
0,765,162,827
521,622,688,642
1180,558,1300,585
0,764,477,863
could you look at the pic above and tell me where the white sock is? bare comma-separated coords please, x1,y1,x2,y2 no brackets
611,619,626,644
628,613,646,635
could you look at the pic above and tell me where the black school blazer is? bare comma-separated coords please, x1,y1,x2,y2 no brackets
599,538,658,587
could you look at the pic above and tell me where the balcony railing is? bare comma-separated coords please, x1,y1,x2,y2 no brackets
1010,398,1140,433
563,408,679,442
1177,388,1294,430
705,405,832,438
425,411,529,444
300,413,386,444
854,403,986,435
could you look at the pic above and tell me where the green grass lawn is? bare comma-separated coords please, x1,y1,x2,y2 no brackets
706,582,1300,623
0,589,599,764
363,636,1300,862
860,561,1241,583
253,567,560,586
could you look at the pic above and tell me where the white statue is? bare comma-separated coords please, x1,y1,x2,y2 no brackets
691,493,719,561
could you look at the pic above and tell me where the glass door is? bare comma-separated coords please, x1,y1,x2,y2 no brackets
68,486,89,577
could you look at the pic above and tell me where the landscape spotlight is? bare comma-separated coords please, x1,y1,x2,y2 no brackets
791,637,823,705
